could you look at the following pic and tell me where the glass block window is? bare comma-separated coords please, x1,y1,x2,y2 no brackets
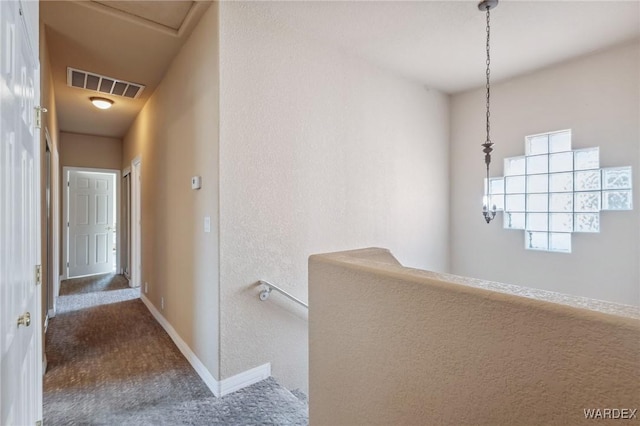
488,129,633,253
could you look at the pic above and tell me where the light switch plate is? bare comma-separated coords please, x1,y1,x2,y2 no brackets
191,176,202,190
204,216,211,233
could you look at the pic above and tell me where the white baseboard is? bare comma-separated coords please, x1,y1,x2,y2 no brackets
139,293,270,397
220,363,271,395
48,308,56,319
44,315,49,334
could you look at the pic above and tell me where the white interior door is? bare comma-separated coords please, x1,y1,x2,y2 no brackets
0,0,43,424
67,171,116,278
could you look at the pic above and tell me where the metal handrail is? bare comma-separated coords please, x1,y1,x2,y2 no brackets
258,280,308,309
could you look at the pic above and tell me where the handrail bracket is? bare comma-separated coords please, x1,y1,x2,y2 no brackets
258,280,308,309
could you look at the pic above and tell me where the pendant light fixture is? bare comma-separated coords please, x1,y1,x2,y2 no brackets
479,0,498,224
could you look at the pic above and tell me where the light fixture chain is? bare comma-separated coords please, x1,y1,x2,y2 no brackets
485,8,491,144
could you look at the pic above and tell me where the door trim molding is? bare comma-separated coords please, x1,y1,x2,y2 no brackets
44,127,60,319
62,167,121,280
130,157,141,288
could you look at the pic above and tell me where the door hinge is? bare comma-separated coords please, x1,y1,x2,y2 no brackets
34,106,47,130
35,264,41,286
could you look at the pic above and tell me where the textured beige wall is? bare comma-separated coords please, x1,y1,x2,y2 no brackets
309,248,640,425
60,132,122,170
122,4,220,379
450,41,640,306
219,2,450,392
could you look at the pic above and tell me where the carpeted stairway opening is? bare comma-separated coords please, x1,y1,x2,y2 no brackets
44,273,308,425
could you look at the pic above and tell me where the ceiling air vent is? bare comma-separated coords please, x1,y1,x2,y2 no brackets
67,67,145,99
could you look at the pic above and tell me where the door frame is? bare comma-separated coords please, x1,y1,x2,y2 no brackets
51,132,61,314
62,167,121,280
122,167,131,280
130,157,141,288
44,127,60,319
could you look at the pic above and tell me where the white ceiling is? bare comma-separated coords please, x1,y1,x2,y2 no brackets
92,1,196,31
41,1,639,139
242,0,640,94
41,0,211,138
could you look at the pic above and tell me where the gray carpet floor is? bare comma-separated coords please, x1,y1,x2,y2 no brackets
56,273,141,314
44,273,308,425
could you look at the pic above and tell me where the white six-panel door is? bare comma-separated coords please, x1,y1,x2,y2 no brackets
67,171,116,278
0,0,43,424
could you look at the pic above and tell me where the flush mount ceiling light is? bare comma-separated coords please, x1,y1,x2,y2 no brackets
479,0,499,224
90,97,114,110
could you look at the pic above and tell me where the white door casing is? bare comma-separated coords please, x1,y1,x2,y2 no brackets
130,158,141,288
66,170,116,278
45,128,60,318
0,0,43,424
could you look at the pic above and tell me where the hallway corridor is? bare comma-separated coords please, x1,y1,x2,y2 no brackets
43,274,308,425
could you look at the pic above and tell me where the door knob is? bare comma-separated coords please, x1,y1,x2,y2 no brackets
17,312,31,327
